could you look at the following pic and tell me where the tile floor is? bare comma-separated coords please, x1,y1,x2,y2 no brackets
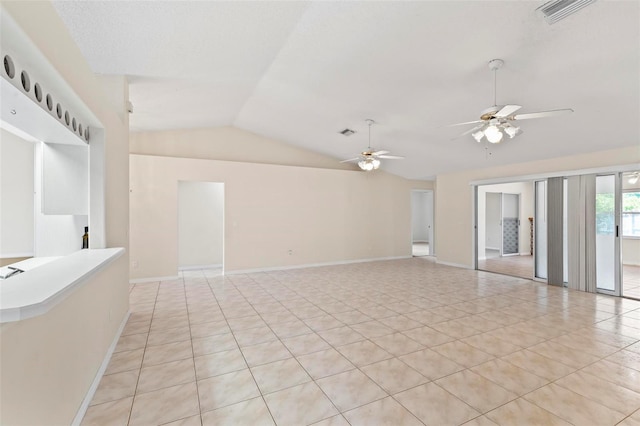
82,258,640,426
478,253,534,280
624,265,640,300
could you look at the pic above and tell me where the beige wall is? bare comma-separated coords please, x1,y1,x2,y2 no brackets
0,256,128,425
131,126,357,171
0,2,129,424
130,130,433,279
436,146,639,268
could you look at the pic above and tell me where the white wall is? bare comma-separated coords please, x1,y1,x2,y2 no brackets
178,181,224,268
436,146,638,268
34,143,88,256
485,192,501,250
0,128,34,257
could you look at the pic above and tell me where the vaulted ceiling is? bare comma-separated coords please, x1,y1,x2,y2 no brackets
53,1,639,180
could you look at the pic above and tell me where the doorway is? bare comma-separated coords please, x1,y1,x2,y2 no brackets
411,190,434,257
477,182,533,279
178,181,224,275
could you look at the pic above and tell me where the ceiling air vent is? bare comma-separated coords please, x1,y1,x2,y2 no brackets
536,0,598,25
339,128,356,136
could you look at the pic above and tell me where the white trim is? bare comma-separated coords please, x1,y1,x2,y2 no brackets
470,163,640,186
225,256,412,275
179,263,222,271
129,275,180,284
0,252,34,259
520,252,531,256
71,310,130,426
485,246,500,251
435,259,473,269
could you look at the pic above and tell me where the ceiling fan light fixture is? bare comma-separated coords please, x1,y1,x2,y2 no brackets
472,130,485,143
504,125,520,139
358,159,375,171
371,158,381,169
485,125,503,143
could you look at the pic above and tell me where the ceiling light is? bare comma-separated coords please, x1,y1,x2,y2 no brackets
484,125,503,143
472,130,484,143
363,160,375,171
504,126,521,139
629,174,639,185
371,158,381,169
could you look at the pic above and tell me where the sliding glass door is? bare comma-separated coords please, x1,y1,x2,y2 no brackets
595,174,621,295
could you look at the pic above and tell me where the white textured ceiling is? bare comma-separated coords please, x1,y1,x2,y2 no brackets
53,1,639,180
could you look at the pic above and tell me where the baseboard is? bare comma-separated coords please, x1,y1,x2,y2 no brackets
0,252,34,259
225,256,412,275
179,263,222,271
72,310,130,426
435,259,473,269
485,246,500,251
129,275,180,284
520,252,532,256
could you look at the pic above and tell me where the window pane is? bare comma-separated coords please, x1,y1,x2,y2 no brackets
623,191,640,237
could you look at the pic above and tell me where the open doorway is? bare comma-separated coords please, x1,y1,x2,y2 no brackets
178,181,224,276
411,190,434,257
477,182,534,279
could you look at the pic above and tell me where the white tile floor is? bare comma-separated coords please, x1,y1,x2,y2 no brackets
83,258,640,425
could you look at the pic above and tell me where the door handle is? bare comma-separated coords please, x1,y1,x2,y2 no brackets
616,225,619,238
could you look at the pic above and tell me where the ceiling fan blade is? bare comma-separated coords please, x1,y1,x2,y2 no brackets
494,104,522,118
377,155,404,160
340,157,361,163
452,123,486,140
371,150,389,156
447,120,485,127
512,108,574,120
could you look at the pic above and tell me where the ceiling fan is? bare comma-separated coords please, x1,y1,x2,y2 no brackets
450,59,574,144
340,119,404,171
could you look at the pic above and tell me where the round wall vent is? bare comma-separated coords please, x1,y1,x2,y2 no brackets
4,55,15,79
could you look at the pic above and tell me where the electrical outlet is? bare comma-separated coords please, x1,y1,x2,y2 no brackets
132,260,139,269
288,250,293,255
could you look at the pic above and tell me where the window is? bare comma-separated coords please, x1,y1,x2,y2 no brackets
623,191,640,237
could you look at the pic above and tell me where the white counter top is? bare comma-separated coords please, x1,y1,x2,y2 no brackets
0,248,125,323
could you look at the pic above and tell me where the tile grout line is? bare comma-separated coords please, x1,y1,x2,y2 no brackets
126,281,161,426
